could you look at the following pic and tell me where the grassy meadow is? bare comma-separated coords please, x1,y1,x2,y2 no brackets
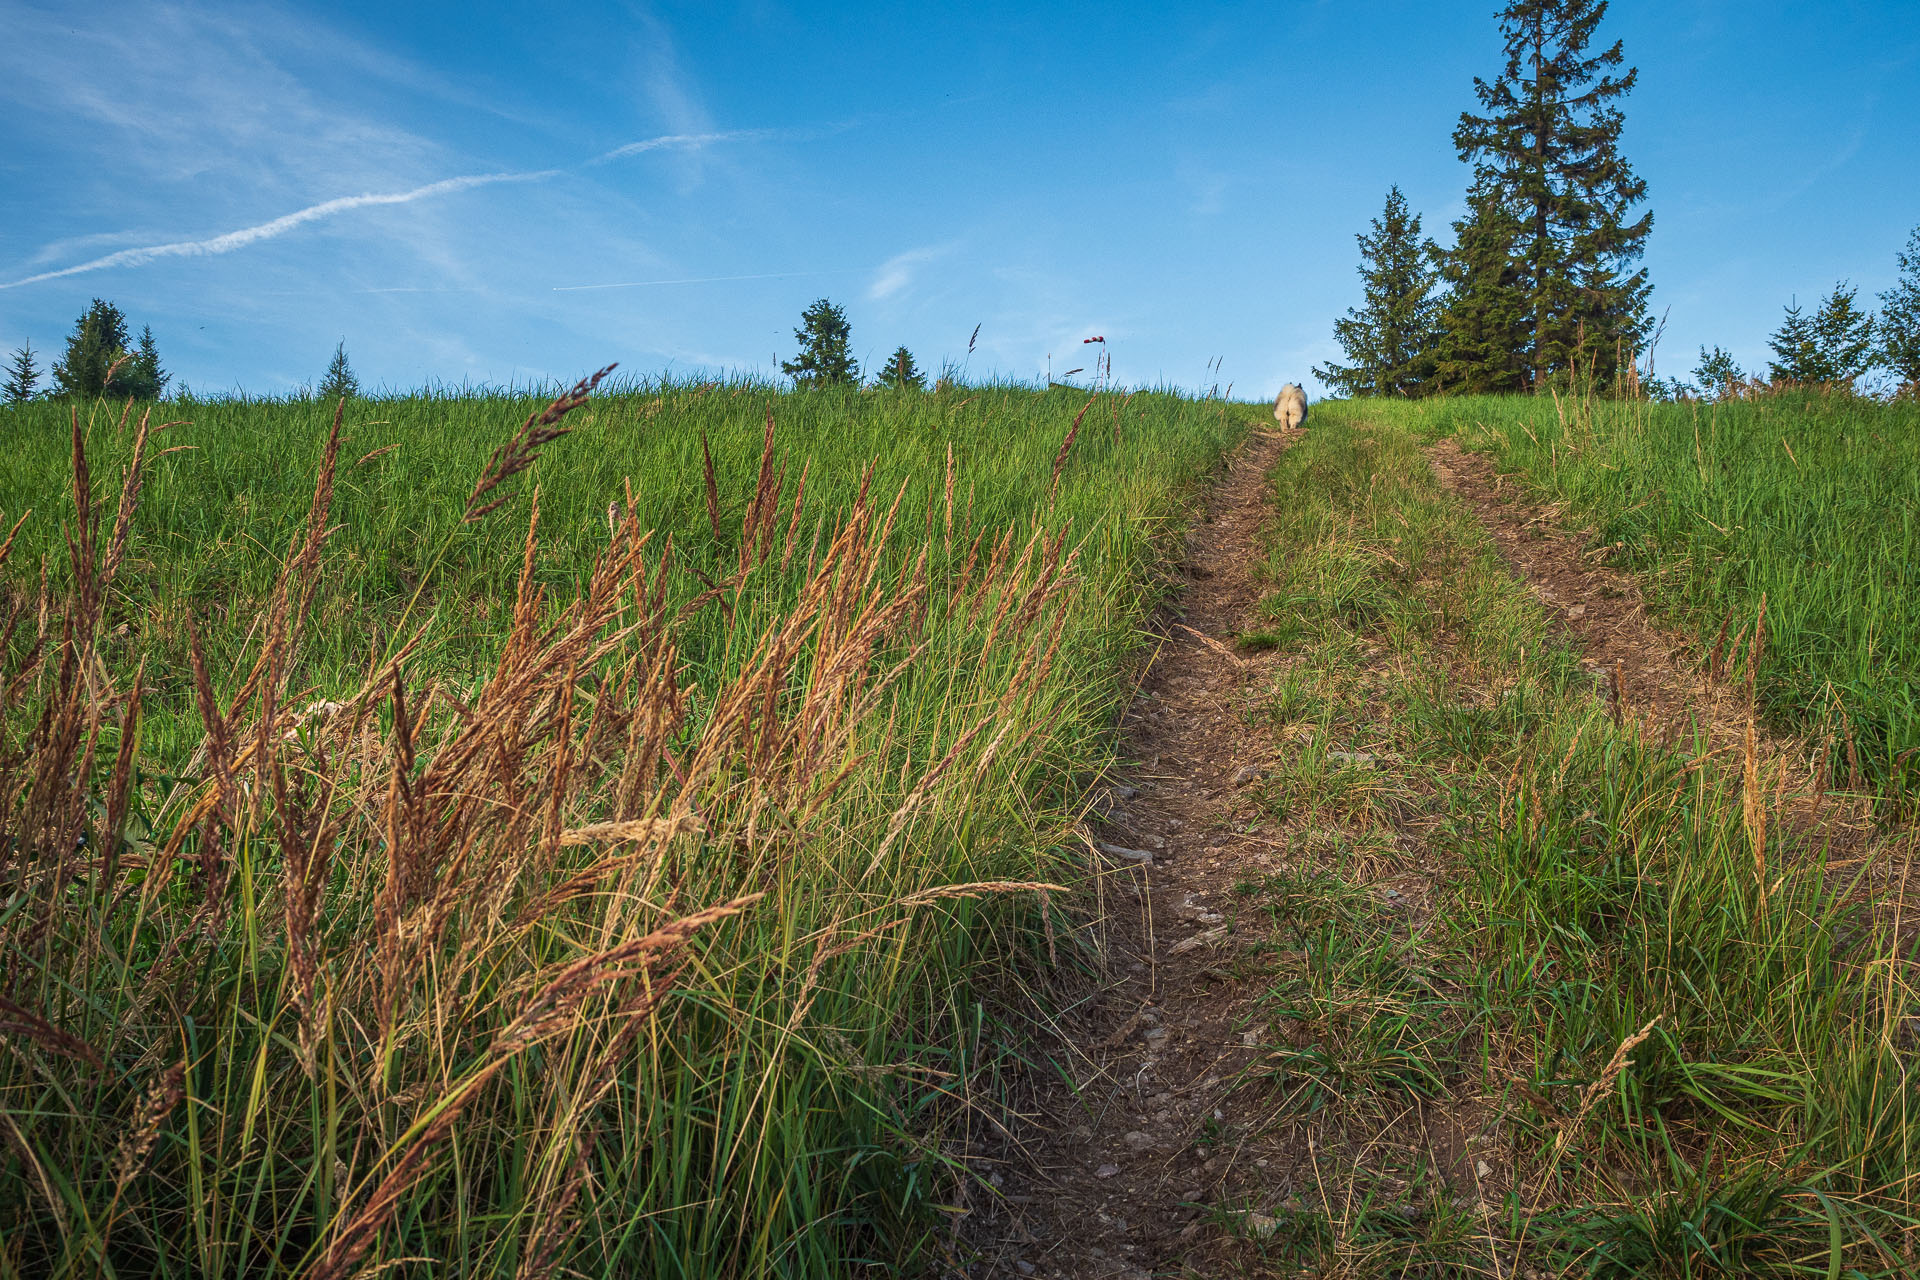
1231,403,1919,1275
1414,390,1920,808
0,378,1252,1277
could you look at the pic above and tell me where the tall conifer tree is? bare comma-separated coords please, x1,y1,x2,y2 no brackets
320,340,360,400
1767,298,1819,384
1314,186,1442,397
780,299,859,387
53,299,134,398
127,324,170,399
874,346,924,390
1811,284,1876,383
1452,0,1652,389
1431,178,1532,394
1769,284,1876,385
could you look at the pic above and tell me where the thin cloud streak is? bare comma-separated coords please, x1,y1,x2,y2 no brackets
554,269,854,292
590,128,780,163
4,126,813,291
1,170,560,290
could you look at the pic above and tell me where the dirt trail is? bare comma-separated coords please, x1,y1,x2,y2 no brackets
1427,438,1751,750
966,423,1307,1278
962,425,1897,1278
1427,439,1877,850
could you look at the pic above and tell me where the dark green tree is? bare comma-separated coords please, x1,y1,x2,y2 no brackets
1767,298,1818,383
780,299,858,387
1691,344,1744,398
1877,224,1920,389
320,340,361,400
1452,0,1653,390
124,324,170,400
53,298,135,398
1430,178,1532,394
1812,283,1876,383
874,345,924,390
1313,186,1443,397
4,340,41,405
1769,284,1875,385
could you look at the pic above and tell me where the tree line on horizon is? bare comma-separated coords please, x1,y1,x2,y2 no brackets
777,297,928,392
3,294,938,406
1314,0,1920,403
3,298,375,408
5,299,171,406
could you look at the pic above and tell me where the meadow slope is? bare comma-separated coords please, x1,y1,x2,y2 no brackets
0,380,1253,1278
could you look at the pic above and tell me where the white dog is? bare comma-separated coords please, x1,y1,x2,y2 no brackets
1273,383,1308,428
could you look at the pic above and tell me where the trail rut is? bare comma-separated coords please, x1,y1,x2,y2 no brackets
1428,437,1878,849
964,423,1308,1278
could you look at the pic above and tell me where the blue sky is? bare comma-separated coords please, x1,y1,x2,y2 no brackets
2,1,1915,399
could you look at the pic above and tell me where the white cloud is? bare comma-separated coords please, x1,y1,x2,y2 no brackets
868,245,957,302
2,171,559,290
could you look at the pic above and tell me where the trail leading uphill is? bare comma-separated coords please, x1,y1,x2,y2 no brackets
967,421,1306,1277
970,405,1917,1278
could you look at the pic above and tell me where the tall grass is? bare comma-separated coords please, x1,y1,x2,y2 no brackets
0,378,1250,1276
1410,390,1920,806
0,379,1209,762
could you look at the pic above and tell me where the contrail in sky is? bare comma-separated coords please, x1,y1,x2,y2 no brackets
0,170,559,291
3,126,808,291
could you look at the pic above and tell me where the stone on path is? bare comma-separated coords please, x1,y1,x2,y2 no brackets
1169,926,1229,955
1099,842,1156,865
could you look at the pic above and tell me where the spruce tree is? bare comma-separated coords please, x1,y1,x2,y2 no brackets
1811,283,1875,383
320,340,360,400
1431,178,1532,394
1767,298,1819,384
4,340,41,405
53,298,134,398
1452,0,1653,390
1876,224,1920,389
874,346,924,390
1313,186,1443,397
126,324,170,400
1769,284,1875,385
780,299,858,387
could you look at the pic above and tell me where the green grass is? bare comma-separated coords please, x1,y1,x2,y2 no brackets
0,378,1255,1278
1,379,1221,762
1410,389,1920,807
1234,402,1919,1277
